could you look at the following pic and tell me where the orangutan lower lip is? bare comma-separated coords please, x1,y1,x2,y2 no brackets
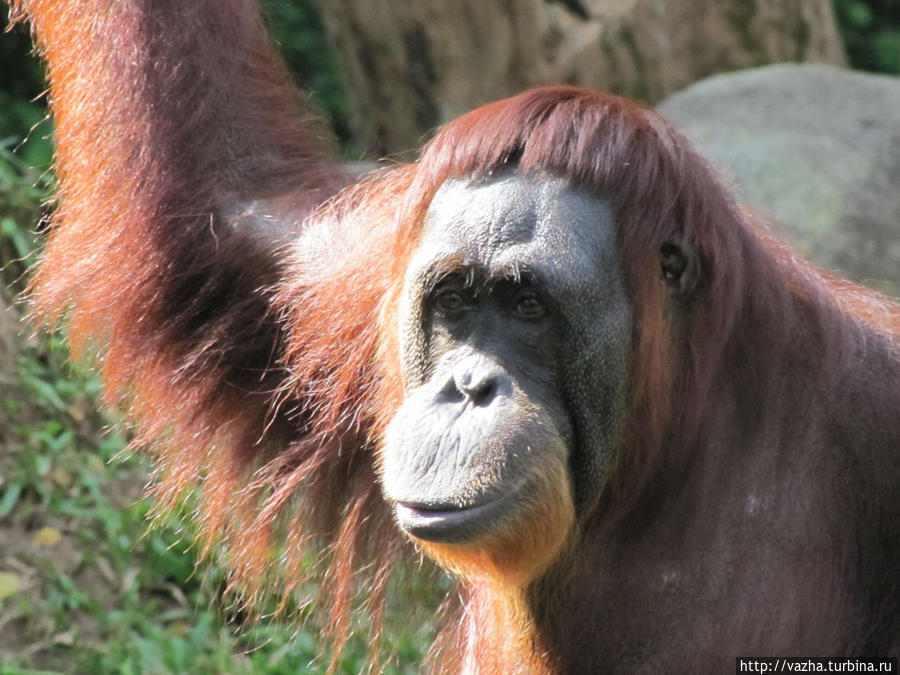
395,491,516,543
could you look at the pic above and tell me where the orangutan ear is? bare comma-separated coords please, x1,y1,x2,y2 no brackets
660,239,700,296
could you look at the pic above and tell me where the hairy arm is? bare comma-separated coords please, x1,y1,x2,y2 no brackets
13,0,345,510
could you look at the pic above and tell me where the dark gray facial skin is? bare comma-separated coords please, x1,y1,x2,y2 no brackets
381,172,632,545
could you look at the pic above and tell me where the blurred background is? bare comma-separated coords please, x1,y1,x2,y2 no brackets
0,1,898,673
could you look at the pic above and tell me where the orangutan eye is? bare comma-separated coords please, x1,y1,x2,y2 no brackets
513,290,546,319
435,288,467,313
431,275,473,316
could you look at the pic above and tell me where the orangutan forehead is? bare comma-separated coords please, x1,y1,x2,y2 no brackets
419,173,617,281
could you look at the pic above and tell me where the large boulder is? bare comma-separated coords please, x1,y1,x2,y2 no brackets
658,64,900,296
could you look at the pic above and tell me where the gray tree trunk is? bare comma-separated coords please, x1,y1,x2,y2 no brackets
319,0,846,156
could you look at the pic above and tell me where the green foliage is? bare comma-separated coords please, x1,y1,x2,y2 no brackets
0,145,51,291
833,0,900,74
0,11,45,102
262,0,354,151
0,94,52,169
0,11,53,170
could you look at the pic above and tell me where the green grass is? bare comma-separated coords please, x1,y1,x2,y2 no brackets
0,144,439,674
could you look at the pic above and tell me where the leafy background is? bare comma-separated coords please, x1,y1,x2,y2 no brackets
0,1,898,673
